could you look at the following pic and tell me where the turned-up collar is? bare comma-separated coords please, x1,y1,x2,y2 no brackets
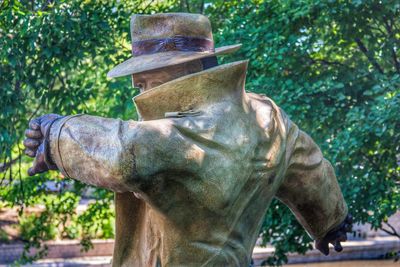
133,60,248,120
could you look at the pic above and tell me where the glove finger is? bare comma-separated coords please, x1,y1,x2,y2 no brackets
28,165,46,176
29,118,41,130
333,240,343,252
23,138,40,149
316,240,330,256
25,129,42,139
25,148,36,158
28,166,36,176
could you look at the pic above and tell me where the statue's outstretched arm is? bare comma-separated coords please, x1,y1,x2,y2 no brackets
24,114,193,193
45,115,142,192
275,119,351,255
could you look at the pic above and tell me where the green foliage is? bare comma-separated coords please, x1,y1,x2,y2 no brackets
0,227,10,243
16,192,77,264
259,202,313,266
1,0,399,266
78,191,115,251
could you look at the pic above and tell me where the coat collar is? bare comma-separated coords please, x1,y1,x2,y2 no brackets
133,60,248,120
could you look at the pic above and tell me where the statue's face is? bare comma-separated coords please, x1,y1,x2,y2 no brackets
132,60,203,92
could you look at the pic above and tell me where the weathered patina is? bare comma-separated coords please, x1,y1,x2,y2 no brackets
24,13,350,267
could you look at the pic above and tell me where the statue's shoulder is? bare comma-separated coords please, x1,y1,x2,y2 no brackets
245,91,291,135
246,92,282,116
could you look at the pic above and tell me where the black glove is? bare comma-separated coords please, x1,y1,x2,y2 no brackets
315,214,353,255
24,114,64,176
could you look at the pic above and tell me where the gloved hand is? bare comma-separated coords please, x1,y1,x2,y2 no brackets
315,214,353,255
24,114,64,176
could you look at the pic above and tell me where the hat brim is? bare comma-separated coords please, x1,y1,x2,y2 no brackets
107,44,241,78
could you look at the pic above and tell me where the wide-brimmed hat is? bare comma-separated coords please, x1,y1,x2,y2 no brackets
107,13,241,78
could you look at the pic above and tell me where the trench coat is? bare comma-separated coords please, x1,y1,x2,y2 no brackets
48,61,348,267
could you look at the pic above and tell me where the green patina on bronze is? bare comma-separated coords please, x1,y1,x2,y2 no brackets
49,60,347,266
19,12,350,267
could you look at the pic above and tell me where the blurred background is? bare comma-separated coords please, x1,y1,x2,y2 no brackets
0,0,399,266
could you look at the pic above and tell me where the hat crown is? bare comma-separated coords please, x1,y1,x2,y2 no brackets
107,13,241,78
131,13,213,43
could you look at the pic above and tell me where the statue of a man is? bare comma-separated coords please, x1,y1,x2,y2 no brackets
24,13,352,267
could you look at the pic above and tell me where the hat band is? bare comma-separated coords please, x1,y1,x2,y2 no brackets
132,35,214,56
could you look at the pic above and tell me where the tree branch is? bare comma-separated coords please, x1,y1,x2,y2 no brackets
382,17,400,74
310,58,346,67
185,0,191,13
17,143,24,202
304,55,353,71
382,222,400,239
354,38,384,74
199,0,205,14
142,0,155,13
0,156,21,173
57,73,67,89
391,48,400,74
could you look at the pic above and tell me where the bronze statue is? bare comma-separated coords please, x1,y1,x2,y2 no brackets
23,13,352,267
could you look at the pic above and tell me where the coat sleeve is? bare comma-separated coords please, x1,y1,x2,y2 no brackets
48,114,195,193
275,113,348,240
